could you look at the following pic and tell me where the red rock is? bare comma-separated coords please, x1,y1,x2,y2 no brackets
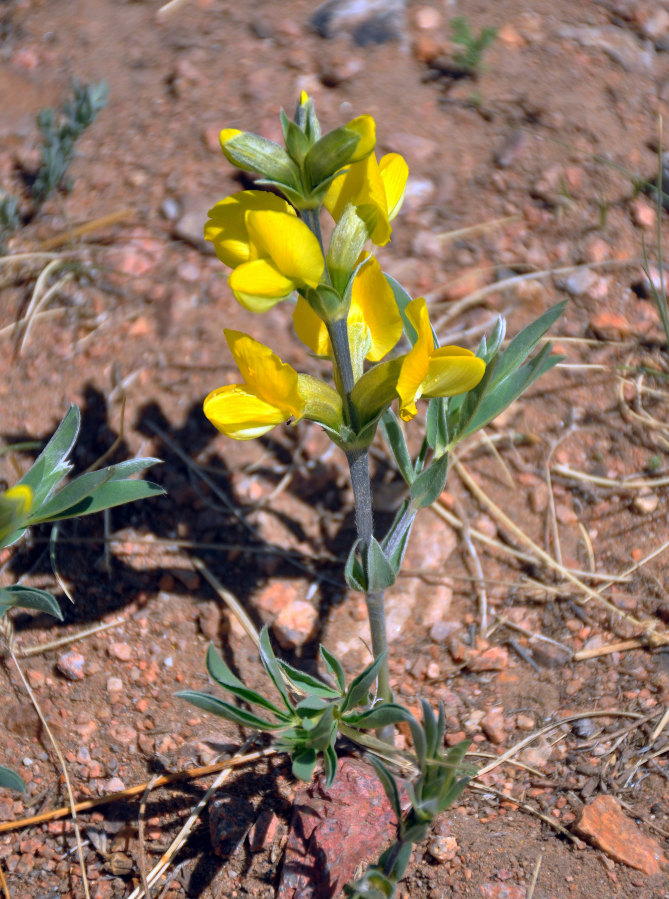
25,669,45,688
248,809,280,852
574,795,668,875
277,758,399,899
56,651,85,681
468,646,509,672
588,311,632,341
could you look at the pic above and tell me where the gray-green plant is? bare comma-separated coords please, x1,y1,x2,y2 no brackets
451,16,498,75
0,404,164,790
31,79,109,206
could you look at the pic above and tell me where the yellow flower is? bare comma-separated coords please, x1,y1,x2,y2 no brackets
204,331,305,440
204,191,325,312
204,331,343,441
0,484,33,545
343,115,376,164
396,298,486,422
324,152,409,246
293,256,402,365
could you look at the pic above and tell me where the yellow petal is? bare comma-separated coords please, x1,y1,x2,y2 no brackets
245,210,324,288
349,257,402,361
324,156,372,222
204,191,295,268
293,296,332,356
396,298,435,420
0,484,33,543
379,153,409,221
225,330,304,417
219,128,242,148
203,385,291,440
422,349,486,397
345,115,376,163
229,259,296,308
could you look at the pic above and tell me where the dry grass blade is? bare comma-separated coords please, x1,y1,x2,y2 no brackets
191,556,260,648
553,463,669,491
126,736,257,899
526,852,543,899
138,775,162,899
650,707,669,744
36,207,134,251
476,710,645,778
0,862,9,899
573,638,647,661
0,749,276,833
16,266,75,355
469,782,582,844
9,648,91,899
453,460,669,647
16,617,124,658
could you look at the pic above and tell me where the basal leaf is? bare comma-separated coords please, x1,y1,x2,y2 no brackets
0,585,62,620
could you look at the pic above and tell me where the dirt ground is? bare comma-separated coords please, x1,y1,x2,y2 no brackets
0,0,668,896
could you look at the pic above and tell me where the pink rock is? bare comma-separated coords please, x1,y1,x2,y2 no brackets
481,707,506,745
273,600,318,650
574,795,668,875
277,758,399,899
56,651,85,681
248,809,280,852
479,883,526,898
108,642,132,662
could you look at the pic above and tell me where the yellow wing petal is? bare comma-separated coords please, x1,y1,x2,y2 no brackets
224,330,304,416
204,191,294,268
229,259,296,310
422,349,485,397
245,211,324,288
293,296,332,356
379,153,409,222
349,257,402,362
203,384,290,440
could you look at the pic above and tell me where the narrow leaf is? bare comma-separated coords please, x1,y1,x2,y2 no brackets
0,766,26,792
409,452,449,509
323,743,338,788
258,625,293,711
176,691,280,730
342,653,387,712
291,748,317,782
319,645,346,693
344,702,414,730
488,300,566,390
0,585,62,620
367,755,402,822
278,659,341,699
206,644,285,716
344,540,367,592
365,537,397,592
380,410,414,486
18,405,79,506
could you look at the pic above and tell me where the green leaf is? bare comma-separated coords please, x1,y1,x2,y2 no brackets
176,691,281,730
342,653,387,713
420,700,438,759
0,765,26,792
408,717,427,769
296,695,330,717
18,405,79,507
323,742,338,788
281,110,310,164
489,301,566,391
380,411,414,486
205,644,286,717
278,660,341,699
344,540,367,592
258,625,293,712
367,755,402,822
457,344,563,441
425,397,448,455
306,704,337,750
365,537,397,592
409,452,449,509
291,748,317,782
384,275,418,345
0,585,62,620
344,703,413,730
319,645,346,693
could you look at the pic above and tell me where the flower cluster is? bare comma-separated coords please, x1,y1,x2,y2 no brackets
203,93,485,449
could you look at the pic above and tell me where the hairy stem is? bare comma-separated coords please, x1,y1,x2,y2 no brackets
347,447,392,707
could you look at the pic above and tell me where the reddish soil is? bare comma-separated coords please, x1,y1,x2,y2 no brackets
0,1,668,897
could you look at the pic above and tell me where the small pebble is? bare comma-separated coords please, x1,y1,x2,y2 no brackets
57,651,85,681
273,601,318,649
108,643,132,662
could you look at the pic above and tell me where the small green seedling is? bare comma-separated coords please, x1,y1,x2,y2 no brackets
451,16,498,75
